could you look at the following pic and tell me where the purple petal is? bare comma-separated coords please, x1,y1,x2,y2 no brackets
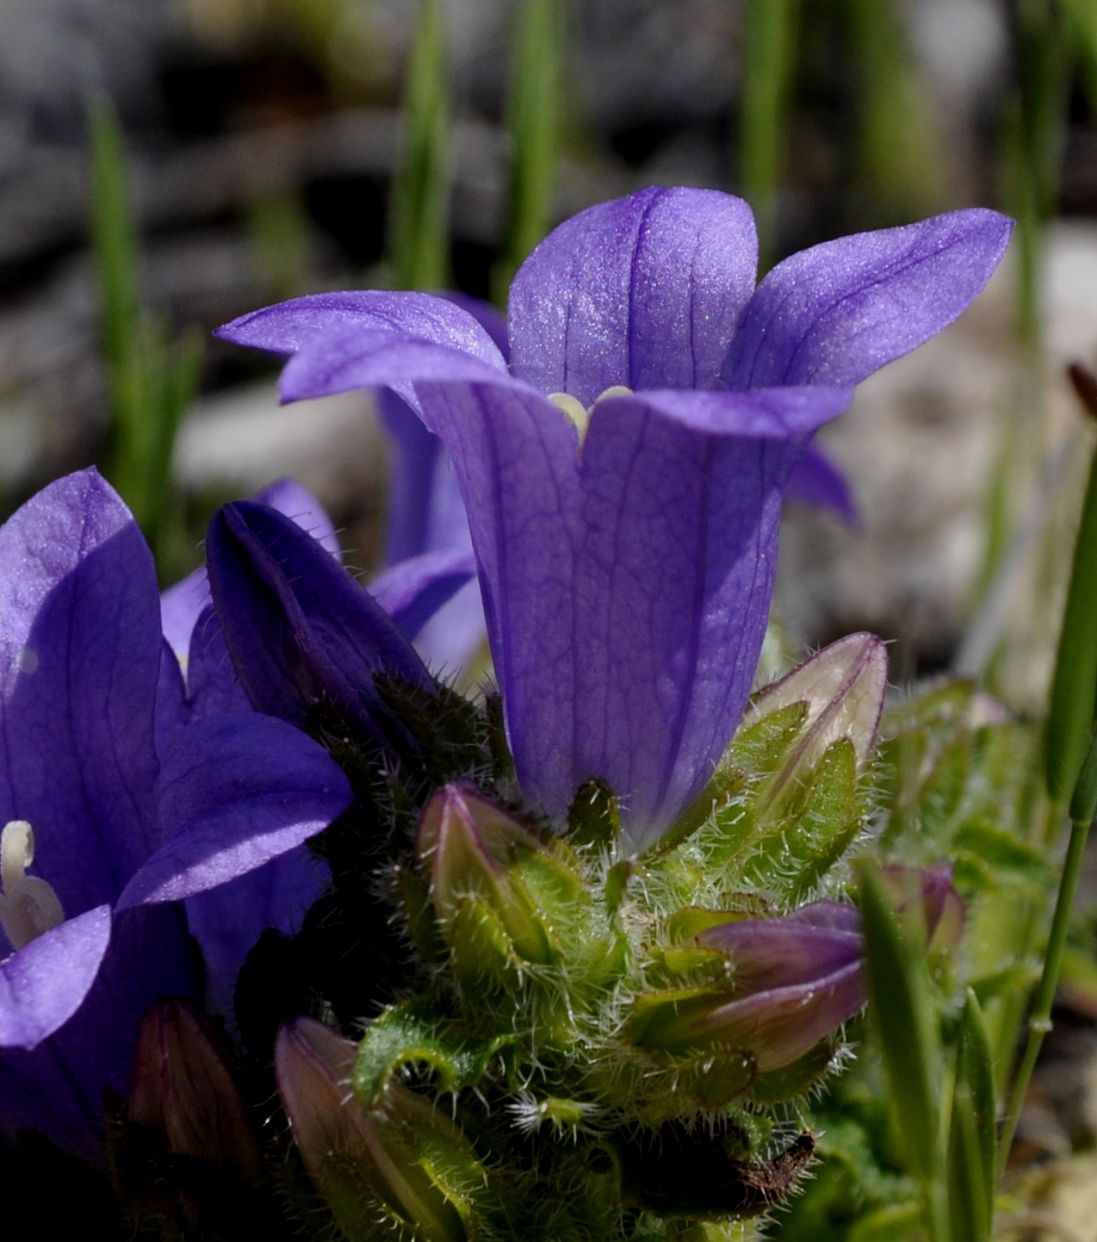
256,477,341,558
569,386,850,847
411,578,488,678
0,469,160,910
698,909,862,994
724,208,1013,388
118,712,351,909
185,848,328,1020
0,903,194,1153
407,381,583,809
155,638,189,760
217,290,507,370
160,478,340,666
0,905,111,1049
442,292,509,359
370,548,477,642
785,444,858,522
185,605,253,720
280,328,511,409
206,501,435,747
508,186,758,405
160,566,210,664
378,389,473,564
700,960,864,1071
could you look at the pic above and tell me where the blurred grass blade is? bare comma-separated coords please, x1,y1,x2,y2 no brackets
389,0,450,291
1044,436,1097,801
1059,0,1097,113
740,0,797,265
495,0,564,299
859,865,947,1241
89,97,199,570
843,0,942,219
89,97,147,512
946,991,996,1242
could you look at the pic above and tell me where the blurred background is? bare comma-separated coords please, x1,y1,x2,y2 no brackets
0,0,1095,701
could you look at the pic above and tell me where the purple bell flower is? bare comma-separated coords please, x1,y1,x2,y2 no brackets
0,471,352,1152
218,187,1011,850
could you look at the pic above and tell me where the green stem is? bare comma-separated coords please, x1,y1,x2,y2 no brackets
996,815,1091,1178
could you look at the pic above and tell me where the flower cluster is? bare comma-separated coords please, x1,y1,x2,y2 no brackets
0,186,1009,1237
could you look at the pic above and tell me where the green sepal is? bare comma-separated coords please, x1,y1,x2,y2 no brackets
568,778,621,851
354,997,513,1107
744,737,862,900
750,1038,837,1105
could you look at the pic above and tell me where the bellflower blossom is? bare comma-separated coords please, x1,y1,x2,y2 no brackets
0,470,352,1151
219,187,1011,851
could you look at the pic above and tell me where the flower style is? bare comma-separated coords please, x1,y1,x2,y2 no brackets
0,470,352,1151
218,187,1011,851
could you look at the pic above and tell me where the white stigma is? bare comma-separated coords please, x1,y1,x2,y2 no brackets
548,386,634,446
0,820,65,951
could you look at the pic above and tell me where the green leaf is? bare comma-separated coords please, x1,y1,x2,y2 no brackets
859,866,943,1190
944,992,997,1242
1046,438,1097,800
353,997,512,1106
495,0,563,295
389,0,450,290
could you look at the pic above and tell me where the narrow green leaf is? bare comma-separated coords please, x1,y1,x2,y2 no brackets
740,0,797,263
859,866,943,1192
945,991,996,1242
496,0,563,295
389,0,450,291
1046,439,1097,800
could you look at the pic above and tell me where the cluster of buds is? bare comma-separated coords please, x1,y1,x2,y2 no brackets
267,634,967,1236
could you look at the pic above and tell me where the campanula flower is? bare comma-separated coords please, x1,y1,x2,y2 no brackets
218,187,1011,850
0,470,352,1151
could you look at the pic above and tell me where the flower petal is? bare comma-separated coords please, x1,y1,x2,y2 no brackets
0,905,111,1049
206,500,435,746
785,444,857,522
160,478,340,666
369,547,477,641
118,712,351,908
0,469,160,910
408,381,583,811
0,904,194,1153
569,386,850,847
508,186,758,404
184,847,328,1020
216,290,507,370
724,208,1013,388
378,389,473,564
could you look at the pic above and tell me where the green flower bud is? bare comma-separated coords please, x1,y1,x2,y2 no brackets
276,1018,478,1242
418,784,559,969
746,631,887,813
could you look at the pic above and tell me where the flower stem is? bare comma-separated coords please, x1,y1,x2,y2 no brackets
997,814,1091,1179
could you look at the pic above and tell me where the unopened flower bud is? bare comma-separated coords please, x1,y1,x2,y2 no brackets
878,862,965,955
418,784,557,969
749,632,887,800
276,1018,475,1242
629,901,864,1072
129,997,261,1179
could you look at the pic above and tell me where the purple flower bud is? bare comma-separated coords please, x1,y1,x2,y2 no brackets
878,861,965,955
129,998,261,1179
631,901,864,1072
275,1018,471,1242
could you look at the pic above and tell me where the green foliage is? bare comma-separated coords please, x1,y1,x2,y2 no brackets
388,0,450,291
88,98,201,573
